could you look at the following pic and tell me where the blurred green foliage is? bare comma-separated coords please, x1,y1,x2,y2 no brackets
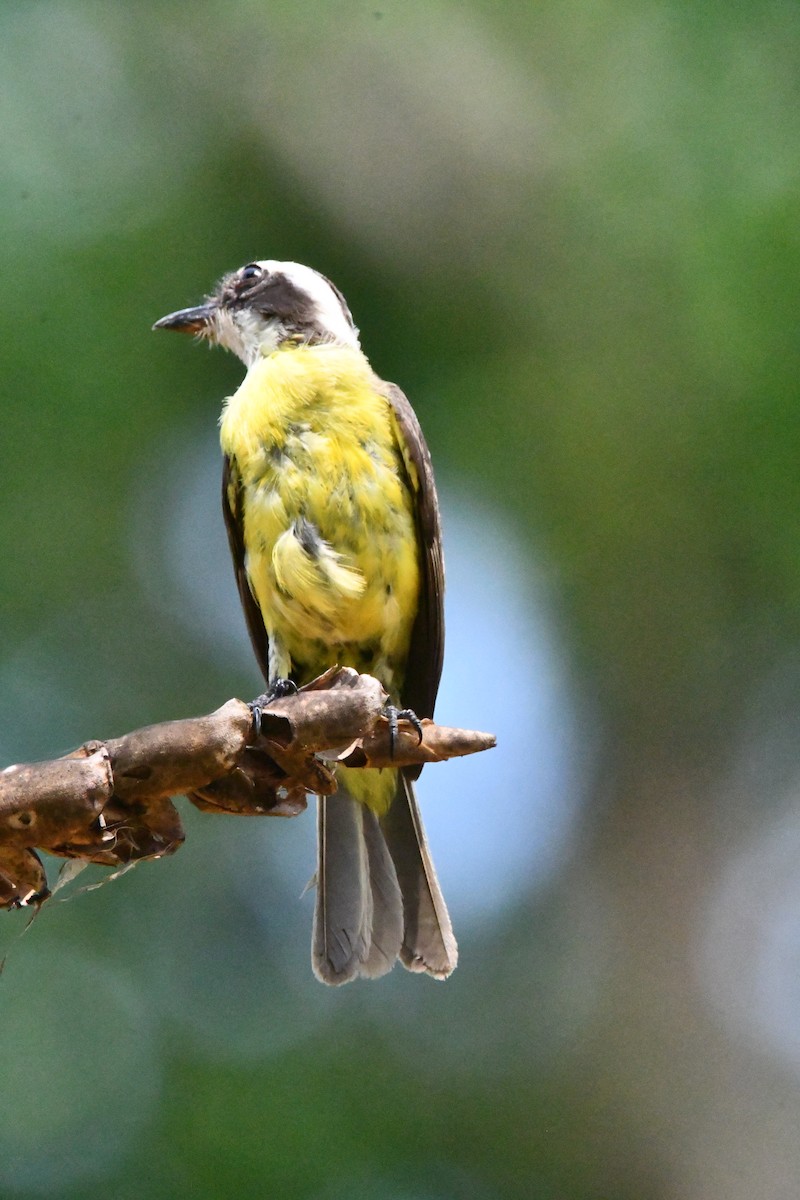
2,2,800,1198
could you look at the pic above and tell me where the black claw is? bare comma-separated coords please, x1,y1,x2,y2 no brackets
269,678,298,701
398,708,425,745
383,703,425,759
249,700,264,739
249,678,298,736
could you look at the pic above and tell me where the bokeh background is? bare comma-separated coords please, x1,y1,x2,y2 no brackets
2,2,800,1197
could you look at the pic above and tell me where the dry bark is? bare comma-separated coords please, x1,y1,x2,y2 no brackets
0,668,494,908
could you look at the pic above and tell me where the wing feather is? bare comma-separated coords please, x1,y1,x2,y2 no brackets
221,454,270,683
378,379,445,735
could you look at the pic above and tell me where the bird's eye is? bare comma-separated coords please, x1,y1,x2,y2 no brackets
240,263,263,284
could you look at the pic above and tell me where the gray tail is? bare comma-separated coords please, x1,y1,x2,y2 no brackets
312,774,457,985
381,771,458,979
313,785,403,985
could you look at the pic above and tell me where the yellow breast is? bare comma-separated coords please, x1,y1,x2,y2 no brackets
219,343,420,695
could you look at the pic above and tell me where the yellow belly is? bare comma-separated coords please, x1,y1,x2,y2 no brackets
220,342,420,698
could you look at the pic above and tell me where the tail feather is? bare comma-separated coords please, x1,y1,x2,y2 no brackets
381,772,458,979
360,806,403,978
312,774,457,984
312,790,372,985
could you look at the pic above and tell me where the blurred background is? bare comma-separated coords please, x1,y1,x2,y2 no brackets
1,1,799,1196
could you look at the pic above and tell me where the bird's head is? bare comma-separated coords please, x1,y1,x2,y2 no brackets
153,260,360,365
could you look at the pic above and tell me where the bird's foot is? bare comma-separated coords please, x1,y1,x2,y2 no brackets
249,678,298,737
383,702,424,759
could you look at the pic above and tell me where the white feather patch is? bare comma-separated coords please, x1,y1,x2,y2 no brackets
256,260,360,349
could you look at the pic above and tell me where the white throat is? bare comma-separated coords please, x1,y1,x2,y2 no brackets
214,307,283,366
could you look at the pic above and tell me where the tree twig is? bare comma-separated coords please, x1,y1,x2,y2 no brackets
0,667,495,909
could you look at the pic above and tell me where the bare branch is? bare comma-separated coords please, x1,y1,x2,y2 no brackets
0,668,495,909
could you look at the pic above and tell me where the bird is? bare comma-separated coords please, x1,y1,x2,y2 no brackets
154,259,457,984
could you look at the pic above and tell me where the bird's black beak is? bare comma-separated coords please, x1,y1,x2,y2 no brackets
152,302,217,334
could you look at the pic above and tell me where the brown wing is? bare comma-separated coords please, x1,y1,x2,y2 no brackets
222,454,270,683
378,380,445,730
